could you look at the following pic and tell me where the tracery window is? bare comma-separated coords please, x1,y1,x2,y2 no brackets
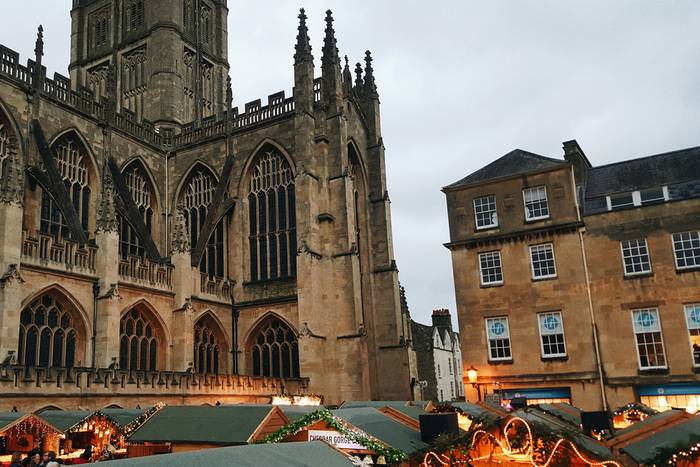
250,318,299,378
121,47,147,119
91,8,110,49
118,163,154,260
18,294,79,368
0,117,10,181
248,148,296,282
40,135,91,240
181,166,225,279
119,307,159,371
194,315,222,374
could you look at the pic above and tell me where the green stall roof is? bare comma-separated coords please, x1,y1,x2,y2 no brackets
452,402,502,425
621,415,700,464
0,412,24,432
100,408,150,428
128,405,276,445
101,441,354,467
332,407,427,454
613,410,683,438
536,403,582,428
37,411,92,432
386,405,427,422
339,401,410,409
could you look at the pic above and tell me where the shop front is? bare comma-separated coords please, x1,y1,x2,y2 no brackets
637,383,700,413
498,387,572,406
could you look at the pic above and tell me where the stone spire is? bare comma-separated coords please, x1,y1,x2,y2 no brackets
294,8,313,65
343,56,353,93
226,75,233,110
354,62,364,90
32,25,44,92
96,169,118,233
321,10,340,67
364,50,378,98
171,204,191,254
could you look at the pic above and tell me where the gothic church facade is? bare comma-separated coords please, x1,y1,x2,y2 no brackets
0,0,417,408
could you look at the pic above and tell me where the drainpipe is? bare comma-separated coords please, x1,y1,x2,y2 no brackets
91,281,100,368
231,288,239,374
579,228,608,411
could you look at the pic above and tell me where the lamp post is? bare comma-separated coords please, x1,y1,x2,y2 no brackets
466,365,482,402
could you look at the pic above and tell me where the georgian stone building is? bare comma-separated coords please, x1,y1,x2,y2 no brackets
0,0,417,410
445,140,700,411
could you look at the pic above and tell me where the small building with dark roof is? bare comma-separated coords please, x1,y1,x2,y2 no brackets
444,139,700,413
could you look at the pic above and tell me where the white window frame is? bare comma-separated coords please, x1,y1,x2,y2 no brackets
672,231,700,270
485,317,512,362
538,312,567,358
620,239,652,276
479,251,504,286
607,186,669,211
631,309,667,370
529,243,557,280
685,304,700,368
523,186,550,221
473,195,499,230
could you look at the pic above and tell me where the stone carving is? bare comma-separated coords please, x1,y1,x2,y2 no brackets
0,264,24,288
171,204,191,254
0,135,24,205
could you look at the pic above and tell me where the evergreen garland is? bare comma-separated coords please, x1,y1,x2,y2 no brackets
259,409,407,464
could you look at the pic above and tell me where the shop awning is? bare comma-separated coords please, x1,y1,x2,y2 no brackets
637,383,700,396
500,387,571,400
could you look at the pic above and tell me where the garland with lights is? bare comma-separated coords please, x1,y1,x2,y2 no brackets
419,416,622,467
259,409,407,464
646,436,700,466
612,403,657,417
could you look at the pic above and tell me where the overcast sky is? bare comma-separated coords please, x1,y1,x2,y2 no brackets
2,1,700,327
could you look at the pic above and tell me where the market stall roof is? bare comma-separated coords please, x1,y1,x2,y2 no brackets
621,414,700,465
611,409,686,439
536,403,582,428
382,405,427,423
0,412,24,432
100,441,354,466
332,407,428,454
100,408,150,428
513,408,613,461
128,405,287,445
452,402,502,425
222,404,324,422
37,410,92,433
339,401,411,409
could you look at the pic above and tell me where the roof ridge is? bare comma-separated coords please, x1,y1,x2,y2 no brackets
589,144,700,171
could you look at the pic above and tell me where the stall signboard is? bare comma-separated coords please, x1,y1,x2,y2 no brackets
307,430,366,450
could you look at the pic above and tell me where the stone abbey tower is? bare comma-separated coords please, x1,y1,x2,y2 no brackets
0,0,417,408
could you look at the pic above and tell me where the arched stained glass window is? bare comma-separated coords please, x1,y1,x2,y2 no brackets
119,307,159,371
40,134,91,240
248,147,296,282
18,294,80,368
180,166,225,279
193,315,223,375
118,162,155,260
250,317,299,378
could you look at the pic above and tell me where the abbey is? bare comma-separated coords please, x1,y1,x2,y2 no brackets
0,0,417,408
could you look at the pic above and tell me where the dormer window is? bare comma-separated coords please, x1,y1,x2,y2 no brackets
523,186,549,221
607,186,669,211
473,195,498,230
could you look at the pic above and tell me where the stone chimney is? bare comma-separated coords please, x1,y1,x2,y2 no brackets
431,309,453,332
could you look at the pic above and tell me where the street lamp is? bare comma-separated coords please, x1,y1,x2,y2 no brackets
466,366,481,402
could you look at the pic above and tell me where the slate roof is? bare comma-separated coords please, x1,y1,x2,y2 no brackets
100,441,354,467
332,407,428,454
445,149,567,189
128,405,277,445
621,414,700,464
37,411,92,432
0,412,24,432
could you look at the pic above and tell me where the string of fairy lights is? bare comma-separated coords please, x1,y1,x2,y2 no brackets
420,416,622,467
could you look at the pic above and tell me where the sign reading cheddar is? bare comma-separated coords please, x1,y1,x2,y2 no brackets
308,430,366,450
